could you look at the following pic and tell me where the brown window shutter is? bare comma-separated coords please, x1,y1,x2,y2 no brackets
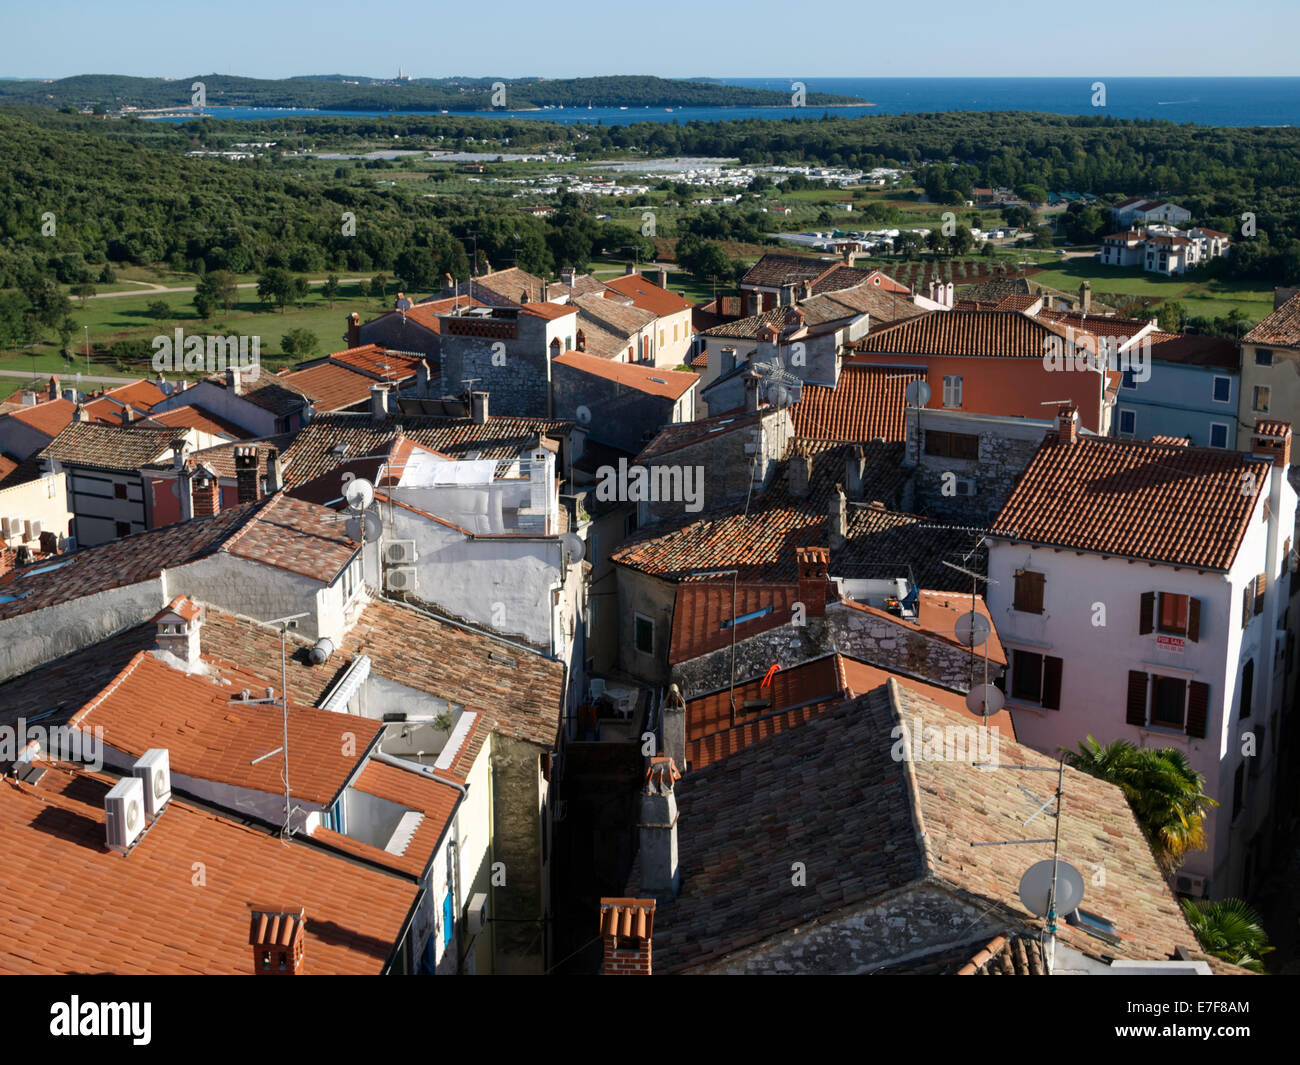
1255,573,1266,615
1186,681,1210,739
1242,585,1252,629
1187,597,1201,643
1139,591,1154,635
1126,671,1148,726
1042,656,1063,710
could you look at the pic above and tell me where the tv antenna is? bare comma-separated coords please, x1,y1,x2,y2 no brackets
752,354,801,410
231,611,310,842
892,376,930,465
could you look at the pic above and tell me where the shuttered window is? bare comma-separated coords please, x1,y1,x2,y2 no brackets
1186,681,1209,738
1014,571,1045,614
1126,671,1148,726
1012,650,1063,709
1254,573,1266,616
1142,591,1200,640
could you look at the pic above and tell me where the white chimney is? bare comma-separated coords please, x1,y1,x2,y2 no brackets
370,384,390,419
639,756,681,899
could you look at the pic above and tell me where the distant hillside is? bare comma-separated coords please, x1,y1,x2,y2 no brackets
0,74,866,112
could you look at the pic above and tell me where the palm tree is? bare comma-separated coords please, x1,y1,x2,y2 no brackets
1180,898,1273,973
1064,737,1216,873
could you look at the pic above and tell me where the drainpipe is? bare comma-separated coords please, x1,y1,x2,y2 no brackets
372,748,467,797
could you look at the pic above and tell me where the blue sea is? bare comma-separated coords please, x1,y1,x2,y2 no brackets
147,77,1300,128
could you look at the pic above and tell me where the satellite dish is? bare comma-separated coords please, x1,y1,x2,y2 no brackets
560,532,585,564
965,683,1005,718
345,512,383,544
1018,859,1085,917
344,477,374,512
575,404,592,425
954,610,991,648
904,379,931,408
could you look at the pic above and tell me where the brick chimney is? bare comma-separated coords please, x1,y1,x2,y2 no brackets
639,755,680,899
48,375,59,400
800,279,813,302
192,465,220,517
662,685,686,772
470,391,489,426
1252,420,1293,469
346,313,361,348
1056,405,1079,444
249,908,306,975
599,898,655,976
796,545,830,618
1080,280,1092,313
656,267,668,289
153,595,204,666
234,447,260,504
788,452,812,498
828,485,847,552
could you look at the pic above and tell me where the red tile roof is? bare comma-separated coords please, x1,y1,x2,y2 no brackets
278,361,386,412
142,404,251,439
553,350,697,399
327,344,425,380
604,273,694,316
854,310,1088,359
5,398,80,438
668,580,804,663
993,433,1271,570
0,762,416,974
41,421,187,472
221,493,359,582
1243,291,1300,348
517,300,577,321
790,365,922,442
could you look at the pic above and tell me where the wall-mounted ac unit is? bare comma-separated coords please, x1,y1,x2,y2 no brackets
1,516,21,540
131,748,171,820
1174,873,1207,899
467,892,489,935
105,775,146,850
955,478,978,497
384,539,417,565
385,566,418,592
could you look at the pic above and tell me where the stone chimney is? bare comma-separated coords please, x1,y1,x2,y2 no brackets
845,445,866,500
225,367,243,395
796,545,830,619
1252,420,1293,469
470,391,489,425
788,452,812,499
639,755,681,899
153,595,204,667
828,484,847,551
346,312,361,348
800,279,813,302
249,908,306,975
265,447,283,494
234,447,260,504
192,466,220,517
656,267,668,289
1057,405,1079,444
369,384,390,419
119,407,135,425
561,266,576,288
48,375,59,400
720,347,737,376
744,372,760,413
780,282,797,307
62,389,76,402
1080,280,1092,313
662,685,686,772
624,261,636,275
74,403,89,423
599,898,655,976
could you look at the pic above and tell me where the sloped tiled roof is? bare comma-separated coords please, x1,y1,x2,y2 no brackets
140,404,251,439
552,350,697,400
854,310,1086,359
573,292,656,337
0,763,416,974
41,421,187,472
277,361,389,412
636,407,769,464
603,273,694,316
668,579,803,663
327,344,425,380
700,305,804,340
992,433,1268,570
1242,292,1300,348
789,365,922,443
740,253,830,288
220,493,359,582
647,679,1211,973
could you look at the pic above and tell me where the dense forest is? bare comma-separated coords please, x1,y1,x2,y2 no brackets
0,73,863,111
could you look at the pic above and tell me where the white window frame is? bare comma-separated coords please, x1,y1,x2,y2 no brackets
1209,421,1230,449
1118,408,1137,437
1211,376,1231,404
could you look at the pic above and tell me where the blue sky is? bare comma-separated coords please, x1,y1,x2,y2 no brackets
3,0,1298,79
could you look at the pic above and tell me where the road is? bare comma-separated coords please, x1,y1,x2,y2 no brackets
82,276,376,300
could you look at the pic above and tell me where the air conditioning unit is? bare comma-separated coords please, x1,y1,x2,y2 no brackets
1,516,21,540
23,519,42,541
466,892,489,936
105,775,146,851
131,748,171,820
384,539,417,565
385,566,418,592
955,478,978,497
1174,873,1208,899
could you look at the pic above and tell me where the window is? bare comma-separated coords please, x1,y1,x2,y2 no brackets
1139,591,1200,640
1254,573,1266,615
924,430,979,460
1232,764,1245,819
1013,570,1045,614
1010,650,1062,709
942,375,963,408
1243,582,1255,628
442,893,454,948
1255,348,1273,366
633,613,654,655
1212,376,1231,403
1121,369,1138,390
1253,385,1270,413
1125,671,1209,737
1118,409,1136,436
115,521,130,538
1209,422,1229,449
1240,659,1254,720
113,483,128,500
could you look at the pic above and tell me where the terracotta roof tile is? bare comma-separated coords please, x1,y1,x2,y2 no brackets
277,361,390,412
1243,291,1300,347
604,273,694,316
790,366,922,442
41,421,187,472
993,432,1272,570
141,404,252,439
855,309,1088,359
552,350,697,399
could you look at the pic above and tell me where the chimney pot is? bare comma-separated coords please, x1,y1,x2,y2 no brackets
796,545,831,618
470,391,489,425
1252,420,1293,469
656,267,668,289
346,312,361,349
828,485,847,552
599,898,655,976
225,367,242,395
369,384,390,420
638,757,680,900
249,908,307,975
1057,405,1079,444
234,447,260,504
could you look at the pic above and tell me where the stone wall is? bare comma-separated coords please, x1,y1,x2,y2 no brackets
490,734,547,973
551,363,680,454
441,315,551,419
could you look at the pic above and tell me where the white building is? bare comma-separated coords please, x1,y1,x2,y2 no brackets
986,411,1296,900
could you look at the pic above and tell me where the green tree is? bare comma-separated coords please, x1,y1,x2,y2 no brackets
292,276,310,308
281,328,320,360
57,316,76,357
194,291,216,319
257,268,294,312
322,274,340,307
1158,300,1186,333
355,277,371,299
1180,899,1273,973
1065,737,1216,873
71,282,97,308
371,273,389,302
198,270,238,312
147,299,170,319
